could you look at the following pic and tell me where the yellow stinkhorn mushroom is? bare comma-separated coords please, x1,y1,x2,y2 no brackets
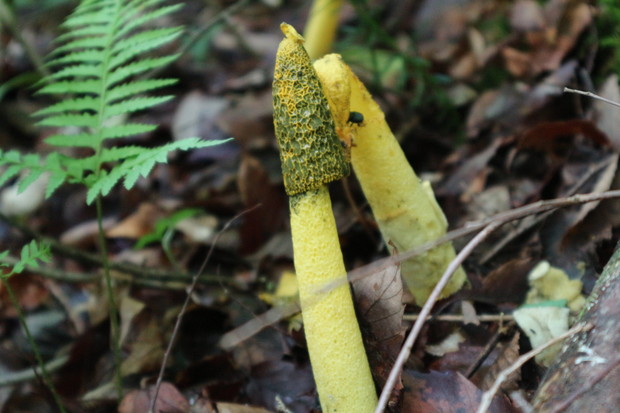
313,54,467,305
272,24,377,412
303,0,344,60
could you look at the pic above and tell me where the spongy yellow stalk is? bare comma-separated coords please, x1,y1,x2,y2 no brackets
314,54,466,304
303,0,344,60
273,24,377,412
290,187,377,413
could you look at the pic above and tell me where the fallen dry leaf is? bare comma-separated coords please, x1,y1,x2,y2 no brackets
106,202,164,239
353,262,406,404
402,370,516,413
118,382,190,413
474,332,521,392
0,274,49,316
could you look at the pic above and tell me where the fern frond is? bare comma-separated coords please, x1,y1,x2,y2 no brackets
109,32,182,71
103,96,173,118
35,97,99,116
46,50,103,67
52,36,108,55
35,0,183,154
48,64,103,80
55,25,109,43
44,133,98,148
0,151,43,188
106,79,177,103
1,241,52,277
116,4,182,39
0,151,71,197
101,123,157,139
37,80,101,95
100,146,150,162
108,55,179,85
2,0,230,205
87,138,232,204
38,113,98,128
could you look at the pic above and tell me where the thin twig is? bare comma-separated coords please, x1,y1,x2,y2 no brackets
95,197,123,400
345,190,620,290
0,355,69,387
4,283,67,413
402,314,514,323
564,87,620,109
476,323,592,413
372,191,620,412
464,322,515,379
480,155,615,264
374,220,503,413
223,190,620,348
0,212,228,285
219,302,299,350
148,207,257,413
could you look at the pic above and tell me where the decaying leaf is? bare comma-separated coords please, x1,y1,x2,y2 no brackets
402,370,515,413
118,382,189,413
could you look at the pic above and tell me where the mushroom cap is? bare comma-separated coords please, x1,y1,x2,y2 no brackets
273,23,349,196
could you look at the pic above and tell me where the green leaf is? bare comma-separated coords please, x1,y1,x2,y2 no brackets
107,55,178,86
26,0,228,205
17,169,45,194
37,113,98,128
112,27,181,55
62,9,115,29
135,207,201,249
116,4,182,40
109,30,182,70
103,95,173,119
35,97,99,116
106,79,177,103
12,241,52,275
86,138,232,204
48,64,103,81
0,250,9,267
101,123,156,139
0,150,22,164
0,164,23,187
44,133,97,148
52,36,107,55
46,171,68,199
37,80,102,95
46,50,104,67
55,24,109,43
100,146,149,162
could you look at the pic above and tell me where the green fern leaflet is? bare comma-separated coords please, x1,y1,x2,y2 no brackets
0,0,229,204
0,240,52,278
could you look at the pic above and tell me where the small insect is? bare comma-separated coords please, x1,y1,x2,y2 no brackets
347,111,364,125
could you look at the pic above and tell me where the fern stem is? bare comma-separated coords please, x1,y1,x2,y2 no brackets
95,195,124,399
4,282,67,413
0,212,229,285
89,1,124,398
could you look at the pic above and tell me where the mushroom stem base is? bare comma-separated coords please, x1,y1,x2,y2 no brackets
290,186,377,413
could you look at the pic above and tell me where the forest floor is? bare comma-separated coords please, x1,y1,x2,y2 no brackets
1,1,619,412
